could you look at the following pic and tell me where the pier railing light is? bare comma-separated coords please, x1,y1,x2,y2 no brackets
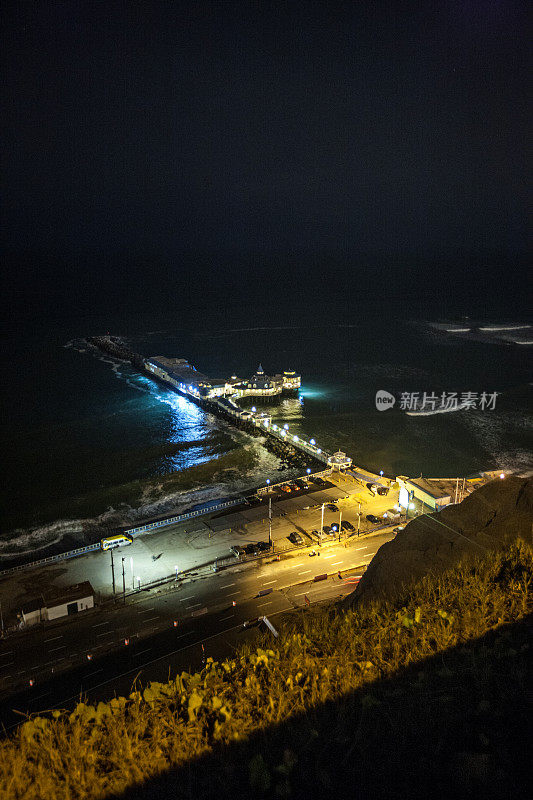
499,473,505,479
293,435,298,442
251,406,256,412
306,468,311,474
317,448,322,454
310,438,316,445
284,423,289,430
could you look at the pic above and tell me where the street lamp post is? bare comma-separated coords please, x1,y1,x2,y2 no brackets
110,548,116,595
130,557,134,590
175,565,179,580
121,558,126,605
268,495,272,548
320,503,324,545
338,510,342,542
357,502,361,537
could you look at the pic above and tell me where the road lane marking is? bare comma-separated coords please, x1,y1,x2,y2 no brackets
176,631,195,639
138,608,154,613
323,555,336,559
0,661,14,667
225,590,240,596
97,631,113,637
298,570,311,575
294,592,308,597
44,636,63,642
331,561,343,566
92,622,109,628
144,617,159,622
263,579,277,584
220,583,235,588
134,649,152,657
185,603,202,609
257,601,273,608
84,670,103,678
180,596,195,602
220,614,235,621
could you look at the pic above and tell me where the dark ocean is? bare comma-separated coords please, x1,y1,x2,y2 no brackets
1,275,531,564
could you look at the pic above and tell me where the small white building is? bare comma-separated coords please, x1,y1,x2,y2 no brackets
20,581,95,627
327,451,353,470
45,581,94,621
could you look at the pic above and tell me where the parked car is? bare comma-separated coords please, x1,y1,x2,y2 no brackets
280,485,292,493
314,477,326,486
377,486,389,496
366,514,380,524
366,482,378,493
288,531,304,545
326,503,339,512
230,545,246,558
322,525,333,536
294,479,307,490
256,540,271,552
244,543,260,556
341,520,355,531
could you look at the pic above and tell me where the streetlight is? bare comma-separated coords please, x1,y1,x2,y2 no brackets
379,470,383,478
310,439,316,445
130,557,134,590
136,576,141,590
174,565,179,580
499,473,505,479
338,509,342,542
320,503,325,545
284,423,289,430
357,502,361,536
306,468,311,474
251,406,256,413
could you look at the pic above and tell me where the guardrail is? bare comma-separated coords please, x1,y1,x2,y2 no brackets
0,497,244,580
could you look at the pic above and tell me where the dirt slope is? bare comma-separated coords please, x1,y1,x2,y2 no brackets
347,476,533,608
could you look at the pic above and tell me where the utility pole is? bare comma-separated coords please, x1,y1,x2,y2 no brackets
130,557,134,590
268,495,272,548
320,503,324,545
0,600,4,636
338,510,342,542
122,558,126,605
357,502,361,536
110,548,116,594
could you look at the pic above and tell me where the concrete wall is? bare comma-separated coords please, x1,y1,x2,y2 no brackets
22,607,47,626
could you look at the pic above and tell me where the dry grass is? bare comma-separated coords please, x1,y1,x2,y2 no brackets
0,540,530,799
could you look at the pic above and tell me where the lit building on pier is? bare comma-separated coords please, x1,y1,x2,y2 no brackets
144,358,300,401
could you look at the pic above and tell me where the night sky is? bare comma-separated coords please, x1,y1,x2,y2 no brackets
2,1,530,318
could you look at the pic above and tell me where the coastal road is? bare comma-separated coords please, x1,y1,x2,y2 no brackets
0,472,401,624
0,530,394,732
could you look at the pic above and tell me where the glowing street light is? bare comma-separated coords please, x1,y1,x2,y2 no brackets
306,468,311,474
293,435,298,442
251,406,256,412
136,576,141,590
310,438,316,445
284,423,289,430
174,565,179,580
499,473,505,479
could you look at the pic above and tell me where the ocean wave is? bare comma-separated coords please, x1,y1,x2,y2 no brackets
405,403,471,416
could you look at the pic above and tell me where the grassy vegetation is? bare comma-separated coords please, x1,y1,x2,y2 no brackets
0,540,530,799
